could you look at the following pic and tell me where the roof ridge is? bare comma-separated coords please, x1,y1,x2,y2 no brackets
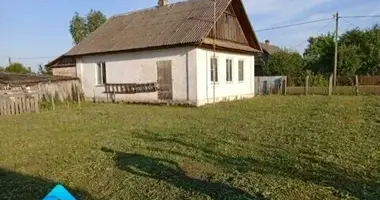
111,0,197,18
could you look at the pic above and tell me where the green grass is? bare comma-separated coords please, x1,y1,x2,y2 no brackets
287,86,380,95
0,96,380,200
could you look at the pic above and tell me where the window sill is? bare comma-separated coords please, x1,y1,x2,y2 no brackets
226,81,234,84
96,84,106,87
239,81,245,84
211,82,220,85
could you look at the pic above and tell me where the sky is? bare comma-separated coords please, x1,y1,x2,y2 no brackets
0,0,379,71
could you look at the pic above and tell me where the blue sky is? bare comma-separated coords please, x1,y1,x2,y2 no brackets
0,0,379,71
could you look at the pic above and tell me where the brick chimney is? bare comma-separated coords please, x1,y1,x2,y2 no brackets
158,0,168,7
265,40,270,45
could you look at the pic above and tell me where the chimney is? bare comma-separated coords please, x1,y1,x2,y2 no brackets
158,0,169,7
265,40,271,45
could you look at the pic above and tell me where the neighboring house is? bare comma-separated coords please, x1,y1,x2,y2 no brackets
255,40,281,76
48,0,262,106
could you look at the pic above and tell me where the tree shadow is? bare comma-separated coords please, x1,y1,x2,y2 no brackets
133,130,380,199
0,168,94,200
101,147,269,200
135,130,256,173
247,152,380,200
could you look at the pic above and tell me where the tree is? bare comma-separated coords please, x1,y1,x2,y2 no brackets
0,66,4,72
338,44,361,76
265,48,304,77
303,33,335,75
70,10,107,44
70,12,87,45
38,64,52,75
5,63,31,73
86,10,107,34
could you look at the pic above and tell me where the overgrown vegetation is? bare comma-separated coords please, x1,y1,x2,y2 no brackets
0,96,379,199
3,62,32,74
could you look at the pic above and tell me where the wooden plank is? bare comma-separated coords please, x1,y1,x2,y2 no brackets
26,98,31,113
329,74,333,96
4,100,9,115
77,87,81,107
51,94,55,111
19,97,24,113
15,98,20,114
10,100,15,115
305,76,309,95
0,99,3,116
355,76,359,96
34,96,40,113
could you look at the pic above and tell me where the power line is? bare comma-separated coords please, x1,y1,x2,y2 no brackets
341,18,360,29
341,15,380,19
256,17,334,32
340,15,380,19
293,20,335,49
9,56,57,60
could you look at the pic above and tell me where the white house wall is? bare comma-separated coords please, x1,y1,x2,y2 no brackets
195,48,255,106
76,47,197,103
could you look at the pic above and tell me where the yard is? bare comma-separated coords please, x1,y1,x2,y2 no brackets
0,96,379,200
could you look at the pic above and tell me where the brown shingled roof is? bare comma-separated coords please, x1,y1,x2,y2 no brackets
260,42,281,55
64,0,261,56
66,0,230,56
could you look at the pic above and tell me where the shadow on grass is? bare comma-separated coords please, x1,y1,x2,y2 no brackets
136,130,256,173
0,168,94,200
101,147,269,200
134,130,380,200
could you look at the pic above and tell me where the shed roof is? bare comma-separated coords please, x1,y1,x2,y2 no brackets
64,0,261,56
260,42,281,55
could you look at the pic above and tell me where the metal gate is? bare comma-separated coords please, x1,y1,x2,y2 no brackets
255,76,287,95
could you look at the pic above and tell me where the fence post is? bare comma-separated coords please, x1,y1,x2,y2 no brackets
77,86,81,108
283,77,287,95
329,74,333,96
305,76,309,95
34,95,40,113
355,76,359,96
51,93,55,110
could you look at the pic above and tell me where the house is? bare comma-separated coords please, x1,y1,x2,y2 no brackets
255,40,281,76
48,0,262,106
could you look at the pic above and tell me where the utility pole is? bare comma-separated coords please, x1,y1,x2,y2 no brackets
333,11,339,87
212,0,216,104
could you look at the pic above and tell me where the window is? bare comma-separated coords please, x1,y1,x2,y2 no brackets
226,59,233,82
238,60,244,82
97,62,107,85
210,57,218,82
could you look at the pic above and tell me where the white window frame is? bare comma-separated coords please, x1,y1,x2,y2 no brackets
96,62,107,85
238,60,244,82
226,58,233,83
210,57,219,83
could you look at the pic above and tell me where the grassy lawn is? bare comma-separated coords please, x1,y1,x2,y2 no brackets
0,96,379,200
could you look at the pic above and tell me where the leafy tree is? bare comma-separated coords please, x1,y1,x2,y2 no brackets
86,10,107,34
303,33,335,75
70,10,107,44
265,48,304,77
0,66,4,72
5,63,31,73
337,24,380,75
38,64,52,75
338,44,361,76
70,12,87,45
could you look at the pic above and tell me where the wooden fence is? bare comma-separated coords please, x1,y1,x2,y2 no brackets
286,75,380,95
0,94,40,116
